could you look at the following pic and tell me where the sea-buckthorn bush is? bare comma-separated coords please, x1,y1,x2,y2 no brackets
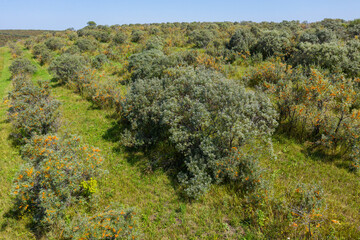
145,36,164,50
6,76,61,143
227,28,255,53
75,37,97,52
9,58,37,77
130,30,146,43
64,45,81,55
113,31,127,44
122,67,278,198
67,206,139,239
11,134,105,229
188,29,214,48
71,68,124,110
91,54,108,69
127,49,170,81
254,30,291,59
49,53,86,84
32,43,53,65
45,37,65,51
246,62,360,169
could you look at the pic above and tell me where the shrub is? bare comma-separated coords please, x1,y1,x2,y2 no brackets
67,206,139,239
91,54,108,69
49,54,86,84
11,134,105,229
145,36,164,50
248,63,360,169
32,44,52,65
122,67,278,198
127,49,168,81
228,28,254,53
95,30,111,43
7,76,61,143
45,37,65,51
254,30,291,59
188,29,214,48
75,37,97,52
71,68,124,110
64,45,81,55
113,31,127,44
9,58,37,77
131,30,146,43
67,31,78,41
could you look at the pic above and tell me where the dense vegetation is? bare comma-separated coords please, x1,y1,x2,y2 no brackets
0,18,360,239
0,30,56,47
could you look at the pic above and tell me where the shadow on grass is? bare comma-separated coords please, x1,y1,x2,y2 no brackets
1,207,45,240
49,77,64,88
102,119,189,201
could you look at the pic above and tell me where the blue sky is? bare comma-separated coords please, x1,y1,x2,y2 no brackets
0,0,359,30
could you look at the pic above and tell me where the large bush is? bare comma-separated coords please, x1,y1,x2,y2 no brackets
188,29,214,48
49,54,86,84
75,37,97,52
227,28,254,53
9,58,37,77
91,54,108,69
113,31,127,44
127,49,174,81
45,37,65,51
33,44,52,65
131,30,146,43
254,30,291,58
122,67,278,198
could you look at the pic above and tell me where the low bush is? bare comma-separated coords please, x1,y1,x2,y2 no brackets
67,206,139,239
188,29,214,48
91,54,108,69
49,54,86,84
131,30,146,43
113,31,127,44
227,28,255,53
75,37,97,52
9,58,37,77
45,37,65,51
33,44,52,65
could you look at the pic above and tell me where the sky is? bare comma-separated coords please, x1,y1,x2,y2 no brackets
0,0,359,30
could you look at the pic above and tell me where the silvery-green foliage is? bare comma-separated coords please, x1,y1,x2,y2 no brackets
9,58,37,77
128,49,182,81
45,37,65,51
75,37,97,52
188,29,214,48
113,31,127,44
228,28,254,53
122,67,278,198
48,54,86,84
254,30,291,58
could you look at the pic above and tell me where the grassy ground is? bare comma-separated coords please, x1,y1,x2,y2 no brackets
1,48,360,239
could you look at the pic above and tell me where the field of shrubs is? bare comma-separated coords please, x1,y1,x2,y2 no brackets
0,19,360,239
